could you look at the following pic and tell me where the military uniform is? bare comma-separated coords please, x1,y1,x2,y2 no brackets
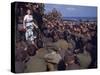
24,48,49,72
44,52,62,64
44,52,62,71
52,39,70,59
53,39,69,50
76,50,92,69
44,45,62,71
67,39,76,51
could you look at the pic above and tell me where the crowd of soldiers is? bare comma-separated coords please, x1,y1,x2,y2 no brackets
15,3,97,73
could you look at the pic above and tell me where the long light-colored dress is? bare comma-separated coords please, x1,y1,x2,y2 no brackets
23,14,36,42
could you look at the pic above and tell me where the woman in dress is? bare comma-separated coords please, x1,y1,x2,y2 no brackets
23,9,38,45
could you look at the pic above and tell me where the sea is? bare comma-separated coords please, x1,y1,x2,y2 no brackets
62,17,97,22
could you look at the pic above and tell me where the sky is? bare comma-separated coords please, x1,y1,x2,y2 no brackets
44,4,97,17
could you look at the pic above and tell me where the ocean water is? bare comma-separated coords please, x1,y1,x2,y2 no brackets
62,17,97,21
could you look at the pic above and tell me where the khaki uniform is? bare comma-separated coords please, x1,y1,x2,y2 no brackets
24,48,49,72
53,39,69,50
44,45,62,71
76,50,92,69
44,52,62,64
52,39,69,59
44,52,62,71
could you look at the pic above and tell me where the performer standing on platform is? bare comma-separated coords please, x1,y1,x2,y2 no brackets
23,9,38,44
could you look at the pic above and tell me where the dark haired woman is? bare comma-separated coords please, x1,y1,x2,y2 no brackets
23,9,38,45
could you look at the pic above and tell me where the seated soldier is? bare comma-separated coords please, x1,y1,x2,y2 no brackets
24,43,49,72
44,45,62,71
57,51,80,70
76,44,92,69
